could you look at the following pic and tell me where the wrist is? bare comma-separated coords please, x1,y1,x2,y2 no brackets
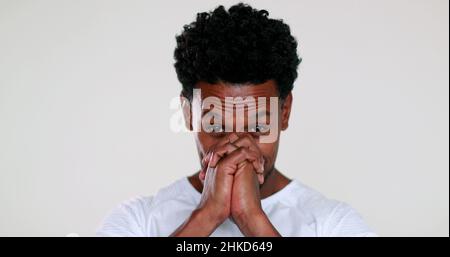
170,206,224,237
197,203,228,228
235,210,280,237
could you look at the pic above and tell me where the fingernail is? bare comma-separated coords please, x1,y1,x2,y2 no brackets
203,152,211,165
259,174,264,184
207,152,213,161
202,152,208,164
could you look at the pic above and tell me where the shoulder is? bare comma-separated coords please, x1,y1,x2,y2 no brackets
95,196,153,237
96,178,195,237
285,180,377,236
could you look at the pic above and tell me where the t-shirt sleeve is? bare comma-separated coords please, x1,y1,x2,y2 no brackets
96,196,152,237
323,202,377,237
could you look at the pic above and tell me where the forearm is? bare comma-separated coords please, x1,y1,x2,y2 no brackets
235,211,281,237
170,207,224,237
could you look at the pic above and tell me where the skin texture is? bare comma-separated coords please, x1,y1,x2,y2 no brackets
170,80,293,237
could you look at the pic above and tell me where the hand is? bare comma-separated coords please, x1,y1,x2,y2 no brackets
203,134,280,236
171,134,277,237
200,133,265,184
232,160,279,236
198,134,263,223
170,134,246,236
230,160,263,225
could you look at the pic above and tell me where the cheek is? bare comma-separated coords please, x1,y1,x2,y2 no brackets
258,143,277,164
195,133,219,155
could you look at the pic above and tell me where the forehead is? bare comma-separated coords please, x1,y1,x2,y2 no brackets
195,80,279,99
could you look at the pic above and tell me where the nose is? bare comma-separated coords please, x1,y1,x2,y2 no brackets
235,132,249,137
235,132,259,139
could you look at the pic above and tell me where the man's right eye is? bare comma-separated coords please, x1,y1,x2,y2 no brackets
248,124,270,134
206,124,224,133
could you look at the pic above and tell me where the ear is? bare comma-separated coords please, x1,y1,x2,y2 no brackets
180,94,193,131
280,93,293,131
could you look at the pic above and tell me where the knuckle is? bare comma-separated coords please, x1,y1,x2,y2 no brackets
228,143,237,150
239,135,251,143
239,147,249,155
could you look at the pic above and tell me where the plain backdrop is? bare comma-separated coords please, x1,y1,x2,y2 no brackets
0,0,448,236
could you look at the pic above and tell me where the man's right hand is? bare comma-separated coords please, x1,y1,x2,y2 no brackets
198,133,263,224
170,133,263,237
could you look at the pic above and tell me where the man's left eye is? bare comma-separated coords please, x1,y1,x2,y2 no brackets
248,124,270,133
208,124,224,133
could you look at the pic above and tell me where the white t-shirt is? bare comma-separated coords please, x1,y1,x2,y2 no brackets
97,177,376,237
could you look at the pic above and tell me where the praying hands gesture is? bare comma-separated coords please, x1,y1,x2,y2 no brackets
171,133,280,237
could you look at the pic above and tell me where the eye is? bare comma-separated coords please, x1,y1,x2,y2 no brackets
206,124,224,133
249,124,270,134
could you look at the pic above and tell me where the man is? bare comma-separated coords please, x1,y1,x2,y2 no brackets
97,3,375,237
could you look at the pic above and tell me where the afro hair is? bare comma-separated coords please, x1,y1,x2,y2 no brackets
174,3,301,100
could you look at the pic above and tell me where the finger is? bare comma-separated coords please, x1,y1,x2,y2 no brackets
199,158,208,182
208,143,239,168
201,151,210,168
218,132,239,147
258,173,264,184
201,132,239,166
236,160,264,184
252,158,264,174
232,134,264,172
228,133,239,144
209,143,263,174
217,143,262,174
217,147,260,175
230,143,264,174
233,134,261,155
200,133,240,182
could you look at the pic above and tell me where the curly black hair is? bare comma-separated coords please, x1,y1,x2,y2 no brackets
174,3,301,100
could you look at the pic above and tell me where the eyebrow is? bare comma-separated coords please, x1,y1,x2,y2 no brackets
201,109,271,117
257,110,271,117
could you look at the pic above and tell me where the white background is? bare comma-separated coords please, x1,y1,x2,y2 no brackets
0,0,448,236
